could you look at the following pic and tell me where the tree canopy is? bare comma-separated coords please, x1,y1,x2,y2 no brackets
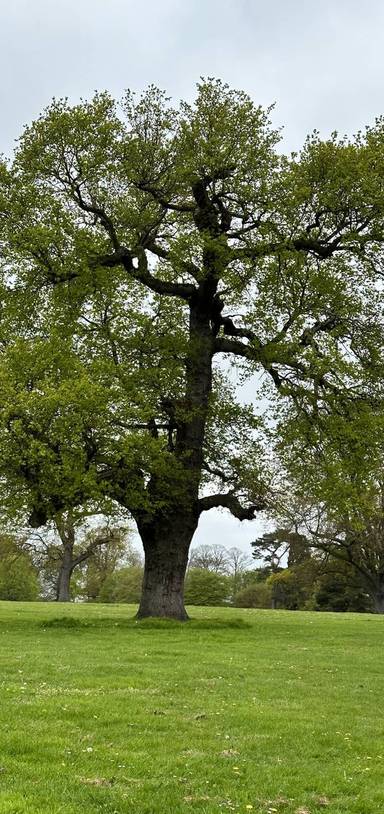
1,79,384,617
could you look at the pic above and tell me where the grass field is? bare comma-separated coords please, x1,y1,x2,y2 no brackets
0,603,383,814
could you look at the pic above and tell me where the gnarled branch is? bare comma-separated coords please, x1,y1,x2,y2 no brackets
198,491,266,519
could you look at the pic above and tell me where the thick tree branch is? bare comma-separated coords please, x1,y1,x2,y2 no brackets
216,314,257,341
57,174,121,253
299,314,342,346
214,336,262,359
134,182,195,213
201,461,238,484
214,336,286,388
94,246,197,300
56,176,197,299
198,491,266,519
72,535,112,568
232,231,369,263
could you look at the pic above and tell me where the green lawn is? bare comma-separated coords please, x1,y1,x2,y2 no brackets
0,603,383,814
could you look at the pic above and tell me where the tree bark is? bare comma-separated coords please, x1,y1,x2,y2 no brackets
55,517,75,602
137,515,197,620
134,294,215,620
371,588,384,614
360,574,384,614
56,559,73,602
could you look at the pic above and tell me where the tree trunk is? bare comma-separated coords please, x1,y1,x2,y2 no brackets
56,563,73,602
55,538,74,602
372,589,384,614
137,515,197,620
361,575,384,614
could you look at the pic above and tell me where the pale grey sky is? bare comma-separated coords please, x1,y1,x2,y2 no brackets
2,0,384,157
2,0,384,552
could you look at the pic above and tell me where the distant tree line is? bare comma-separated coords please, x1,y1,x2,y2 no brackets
186,539,373,612
0,521,376,613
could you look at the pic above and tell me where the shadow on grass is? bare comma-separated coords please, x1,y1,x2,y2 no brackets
135,616,251,630
41,616,94,630
39,615,251,632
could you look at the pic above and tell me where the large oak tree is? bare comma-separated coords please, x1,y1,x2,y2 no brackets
1,79,384,618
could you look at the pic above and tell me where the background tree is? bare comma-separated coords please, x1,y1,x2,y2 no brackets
184,568,231,606
233,580,272,609
313,559,372,613
84,530,140,601
188,544,230,574
303,500,384,613
27,513,132,601
98,565,144,604
1,80,384,617
251,528,311,571
0,534,39,601
275,404,384,612
226,547,253,596
267,558,319,610
189,543,252,600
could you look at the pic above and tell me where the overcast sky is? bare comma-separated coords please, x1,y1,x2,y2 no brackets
2,0,384,552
